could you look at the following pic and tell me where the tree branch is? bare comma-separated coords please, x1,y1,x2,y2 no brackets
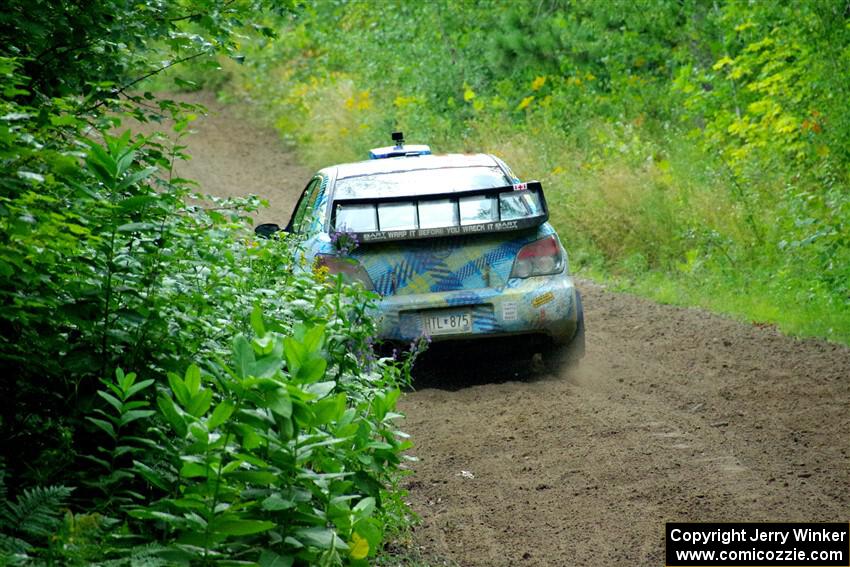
168,0,237,23
84,50,210,113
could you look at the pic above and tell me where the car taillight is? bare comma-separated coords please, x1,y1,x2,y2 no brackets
315,254,374,290
510,235,564,278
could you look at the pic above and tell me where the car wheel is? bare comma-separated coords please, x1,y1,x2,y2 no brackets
545,290,585,371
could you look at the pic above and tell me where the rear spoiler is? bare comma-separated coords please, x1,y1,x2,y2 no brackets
331,181,549,243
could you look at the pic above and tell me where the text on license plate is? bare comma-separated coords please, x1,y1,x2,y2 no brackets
422,310,472,335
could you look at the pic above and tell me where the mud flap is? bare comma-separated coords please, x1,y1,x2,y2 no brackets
545,290,585,371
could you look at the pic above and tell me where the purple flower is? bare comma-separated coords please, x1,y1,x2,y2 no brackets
330,230,360,255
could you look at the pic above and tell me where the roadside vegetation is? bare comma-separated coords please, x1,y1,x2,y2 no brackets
0,1,416,564
218,0,850,343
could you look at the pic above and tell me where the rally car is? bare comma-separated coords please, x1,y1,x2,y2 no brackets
256,133,585,365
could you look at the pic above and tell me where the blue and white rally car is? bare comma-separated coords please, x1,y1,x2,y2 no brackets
259,133,585,365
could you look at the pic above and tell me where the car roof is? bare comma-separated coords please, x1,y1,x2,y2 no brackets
329,153,501,180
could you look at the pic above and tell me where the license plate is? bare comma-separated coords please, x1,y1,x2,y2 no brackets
422,310,472,336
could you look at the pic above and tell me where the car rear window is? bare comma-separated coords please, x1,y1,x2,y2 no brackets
459,194,498,225
377,202,417,231
333,187,545,233
418,198,459,229
335,203,378,232
500,189,544,221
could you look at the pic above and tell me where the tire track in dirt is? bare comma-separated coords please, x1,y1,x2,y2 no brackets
403,286,850,566
159,94,850,567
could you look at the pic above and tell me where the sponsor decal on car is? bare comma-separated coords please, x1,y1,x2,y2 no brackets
502,301,518,321
532,291,555,308
359,219,534,242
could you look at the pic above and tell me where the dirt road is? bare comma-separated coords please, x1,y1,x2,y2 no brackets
154,94,850,566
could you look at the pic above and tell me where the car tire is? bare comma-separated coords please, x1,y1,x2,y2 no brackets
545,290,585,371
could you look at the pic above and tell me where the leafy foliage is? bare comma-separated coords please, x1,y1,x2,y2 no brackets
0,1,418,564
0,0,290,102
114,313,408,564
1,106,416,561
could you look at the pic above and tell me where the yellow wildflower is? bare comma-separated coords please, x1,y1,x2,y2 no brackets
356,90,371,110
350,533,369,560
531,76,546,91
517,95,534,111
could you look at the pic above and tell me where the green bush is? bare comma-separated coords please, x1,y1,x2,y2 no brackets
1,1,419,562
0,71,416,563
76,305,411,565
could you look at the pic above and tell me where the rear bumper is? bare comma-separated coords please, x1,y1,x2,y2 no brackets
374,273,579,345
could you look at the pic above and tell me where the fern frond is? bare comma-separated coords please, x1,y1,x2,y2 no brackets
0,531,32,555
6,485,73,538
96,542,172,566
0,466,7,503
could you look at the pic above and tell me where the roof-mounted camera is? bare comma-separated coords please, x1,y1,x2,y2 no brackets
369,132,431,160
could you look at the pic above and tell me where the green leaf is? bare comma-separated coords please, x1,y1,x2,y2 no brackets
81,453,111,470
50,113,82,127
312,394,345,425
294,527,349,551
184,364,202,396
225,470,277,484
119,409,156,427
298,357,327,383
266,388,292,418
239,426,263,450
86,143,118,182
305,381,335,399
283,336,306,376
169,496,207,510
127,509,185,524
125,378,155,399
301,324,325,354
258,550,294,567
167,372,191,408
352,497,376,519
250,352,283,378
117,166,157,190
180,461,209,479
157,394,187,437
297,437,346,455
234,335,255,378
116,368,132,390
117,222,157,233
186,389,213,418
96,390,123,413
207,400,235,429
385,388,401,409
250,304,266,336
188,422,209,444
211,518,276,536
261,495,295,511
86,417,115,438
117,195,157,214
133,461,169,491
